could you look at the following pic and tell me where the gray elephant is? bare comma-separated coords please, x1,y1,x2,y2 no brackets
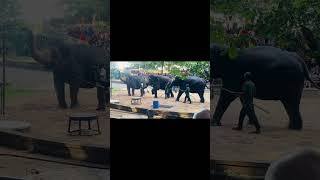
210,44,320,130
170,76,206,103
148,75,174,98
121,74,149,96
26,29,109,109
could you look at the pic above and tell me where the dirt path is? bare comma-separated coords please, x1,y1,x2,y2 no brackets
211,93,320,163
0,66,108,147
111,86,210,117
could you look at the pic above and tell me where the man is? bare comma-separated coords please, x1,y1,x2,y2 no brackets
183,84,192,104
265,149,320,180
96,64,108,111
140,82,145,96
193,109,210,119
228,72,261,134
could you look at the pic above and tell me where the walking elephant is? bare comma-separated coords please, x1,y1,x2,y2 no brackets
170,76,206,103
210,43,320,130
121,74,149,96
26,28,109,109
148,75,174,98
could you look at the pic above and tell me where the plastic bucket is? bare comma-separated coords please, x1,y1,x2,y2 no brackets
153,100,159,109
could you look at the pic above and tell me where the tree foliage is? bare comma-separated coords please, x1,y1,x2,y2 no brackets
127,61,210,80
211,0,320,60
0,0,24,55
60,0,110,23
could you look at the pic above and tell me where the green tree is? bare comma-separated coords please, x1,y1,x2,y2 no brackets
211,0,320,59
60,0,110,23
0,0,22,55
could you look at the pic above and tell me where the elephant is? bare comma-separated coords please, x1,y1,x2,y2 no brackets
170,76,206,103
121,74,149,96
210,43,320,130
148,75,174,98
25,28,109,109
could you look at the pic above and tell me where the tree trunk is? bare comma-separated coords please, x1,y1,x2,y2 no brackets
161,61,164,74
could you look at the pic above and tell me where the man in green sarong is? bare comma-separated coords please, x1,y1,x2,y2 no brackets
231,72,261,134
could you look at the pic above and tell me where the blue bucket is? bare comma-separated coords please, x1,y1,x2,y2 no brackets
153,100,159,109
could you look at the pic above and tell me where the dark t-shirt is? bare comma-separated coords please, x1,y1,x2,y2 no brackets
240,80,256,109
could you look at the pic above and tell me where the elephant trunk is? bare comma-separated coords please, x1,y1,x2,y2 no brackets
27,29,53,67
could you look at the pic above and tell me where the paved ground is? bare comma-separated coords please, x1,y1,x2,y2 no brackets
211,91,320,163
0,66,108,147
111,82,210,118
111,108,148,119
1,66,53,90
0,147,108,180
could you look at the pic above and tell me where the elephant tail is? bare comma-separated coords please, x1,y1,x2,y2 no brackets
301,58,320,89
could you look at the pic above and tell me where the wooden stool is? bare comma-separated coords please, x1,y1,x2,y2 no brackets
68,113,101,136
131,97,142,105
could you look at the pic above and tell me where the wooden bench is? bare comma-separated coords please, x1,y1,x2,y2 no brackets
68,113,101,136
131,97,142,105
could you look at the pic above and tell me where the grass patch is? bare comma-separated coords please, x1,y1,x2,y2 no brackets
1,86,35,99
111,87,121,94
7,56,38,64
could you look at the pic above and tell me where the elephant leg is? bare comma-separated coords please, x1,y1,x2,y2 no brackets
211,90,237,126
198,90,205,103
281,99,303,130
53,73,67,109
154,90,158,98
96,86,106,111
176,90,183,101
70,85,80,108
132,88,135,96
170,90,174,98
127,84,131,96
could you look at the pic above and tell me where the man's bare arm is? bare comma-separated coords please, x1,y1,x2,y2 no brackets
221,88,244,96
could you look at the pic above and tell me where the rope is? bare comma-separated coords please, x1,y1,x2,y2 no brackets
215,87,271,115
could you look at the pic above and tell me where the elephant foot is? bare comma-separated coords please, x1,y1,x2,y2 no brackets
58,104,68,109
289,125,303,130
70,103,80,109
200,100,205,103
232,127,242,131
247,121,254,126
128,94,131,96
210,121,221,126
249,129,261,134
96,107,106,111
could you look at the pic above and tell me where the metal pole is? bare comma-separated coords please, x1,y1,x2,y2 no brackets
2,25,5,117
0,28,3,115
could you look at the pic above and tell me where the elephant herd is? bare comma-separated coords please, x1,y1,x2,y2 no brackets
121,74,208,103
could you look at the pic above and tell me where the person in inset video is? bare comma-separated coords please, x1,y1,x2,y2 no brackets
231,72,261,134
96,64,108,111
183,84,192,104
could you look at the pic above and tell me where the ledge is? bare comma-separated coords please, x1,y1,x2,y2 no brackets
0,130,109,165
110,103,195,119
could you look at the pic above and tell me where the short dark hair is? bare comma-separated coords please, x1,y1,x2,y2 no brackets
244,72,252,80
